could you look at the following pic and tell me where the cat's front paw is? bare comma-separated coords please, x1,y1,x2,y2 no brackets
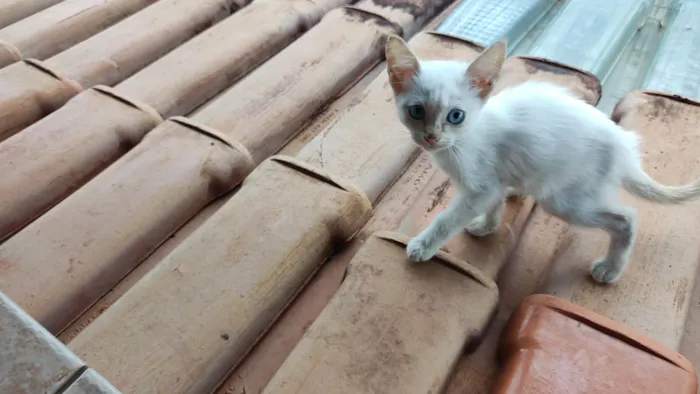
406,237,436,262
465,215,498,237
590,258,623,284
505,187,520,199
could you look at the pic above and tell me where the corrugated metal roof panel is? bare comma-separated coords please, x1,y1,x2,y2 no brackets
529,0,652,78
436,0,556,49
643,0,700,99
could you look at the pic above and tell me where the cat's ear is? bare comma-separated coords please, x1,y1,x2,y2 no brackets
466,38,507,99
385,35,419,94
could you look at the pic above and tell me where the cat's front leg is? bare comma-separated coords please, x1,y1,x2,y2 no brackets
505,186,521,199
406,191,496,261
405,236,439,262
464,184,514,237
466,198,505,237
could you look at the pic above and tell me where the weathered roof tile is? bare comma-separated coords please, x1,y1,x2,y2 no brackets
0,0,699,392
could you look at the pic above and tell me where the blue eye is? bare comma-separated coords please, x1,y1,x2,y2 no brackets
408,105,425,120
447,109,465,124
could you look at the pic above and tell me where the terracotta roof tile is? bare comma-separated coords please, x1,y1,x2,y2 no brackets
0,0,248,139
0,0,158,67
0,0,698,392
493,295,697,393
0,0,65,29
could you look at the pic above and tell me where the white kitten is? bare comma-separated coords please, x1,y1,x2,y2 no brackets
385,35,700,283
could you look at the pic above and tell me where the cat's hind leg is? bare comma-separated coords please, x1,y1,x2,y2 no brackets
541,197,637,284
587,206,637,283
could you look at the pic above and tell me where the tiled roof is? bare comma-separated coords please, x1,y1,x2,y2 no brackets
0,0,699,392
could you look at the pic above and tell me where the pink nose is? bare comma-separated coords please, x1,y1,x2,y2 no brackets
424,135,437,145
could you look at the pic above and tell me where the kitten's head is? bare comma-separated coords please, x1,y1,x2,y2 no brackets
385,36,506,151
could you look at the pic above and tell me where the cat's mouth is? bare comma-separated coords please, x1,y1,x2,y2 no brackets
416,137,438,149
412,135,451,151
418,140,450,151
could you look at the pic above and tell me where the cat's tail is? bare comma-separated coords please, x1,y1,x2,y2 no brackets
622,169,700,204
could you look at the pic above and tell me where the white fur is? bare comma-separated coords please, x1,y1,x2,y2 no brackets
388,42,700,284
